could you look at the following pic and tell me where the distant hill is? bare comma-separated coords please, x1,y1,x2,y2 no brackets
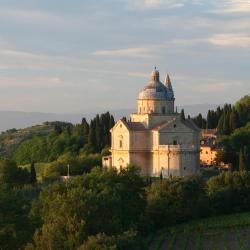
0,123,54,158
0,104,220,132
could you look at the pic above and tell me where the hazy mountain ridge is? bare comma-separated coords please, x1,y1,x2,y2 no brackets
0,104,221,132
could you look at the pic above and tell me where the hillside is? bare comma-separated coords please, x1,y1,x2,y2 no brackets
149,212,250,250
0,122,64,159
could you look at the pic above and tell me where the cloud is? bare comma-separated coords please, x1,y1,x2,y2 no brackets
209,33,250,47
93,47,154,58
210,0,250,14
0,77,65,88
122,0,185,10
172,33,250,48
0,8,63,23
0,7,84,30
196,80,244,93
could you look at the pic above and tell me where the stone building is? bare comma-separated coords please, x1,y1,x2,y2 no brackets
103,68,200,177
200,129,217,166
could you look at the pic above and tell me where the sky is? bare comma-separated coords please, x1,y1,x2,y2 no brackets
0,0,249,113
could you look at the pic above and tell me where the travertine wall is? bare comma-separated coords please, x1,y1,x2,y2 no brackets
129,131,152,150
110,114,200,177
111,121,130,169
129,151,151,176
137,99,174,115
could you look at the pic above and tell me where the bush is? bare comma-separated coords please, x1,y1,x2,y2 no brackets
144,175,209,231
42,154,102,179
30,166,145,249
0,159,30,186
79,230,145,250
0,185,32,249
207,171,250,214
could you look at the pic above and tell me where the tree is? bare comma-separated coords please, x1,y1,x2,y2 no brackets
144,175,209,230
192,113,207,129
0,185,32,249
223,110,231,135
79,230,144,250
217,114,224,134
88,120,97,152
239,147,248,172
206,110,212,129
207,171,250,214
82,118,89,136
229,109,239,132
180,109,185,120
30,162,37,185
0,159,29,186
31,166,145,249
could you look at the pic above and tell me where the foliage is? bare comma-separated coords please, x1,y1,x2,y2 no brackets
150,212,250,250
207,171,250,214
42,153,101,179
12,112,114,165
0,159,30,186
144,175,209,231
180,109,185,120
192,95,250,133
30,166,145,249
79,230,145,250
216,123,250,169
192,113,207,129
0,124,54,159
30,162,37,185
0,185,32,250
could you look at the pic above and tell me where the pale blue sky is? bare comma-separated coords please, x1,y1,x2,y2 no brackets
0,0,249,113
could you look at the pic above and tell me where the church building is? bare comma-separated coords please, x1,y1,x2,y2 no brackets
103,67,200,177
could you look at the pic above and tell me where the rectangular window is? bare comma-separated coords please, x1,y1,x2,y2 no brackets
162,107,166,114
119,140,123,148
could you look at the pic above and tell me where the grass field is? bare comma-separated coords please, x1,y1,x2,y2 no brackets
149,212,250,250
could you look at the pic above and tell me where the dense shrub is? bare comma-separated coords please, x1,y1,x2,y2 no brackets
207,171,250,214
30,166,145,249
0,185,32,250
79,230,145,250
0,159,30,186
143,175,209,231
42,154,101,179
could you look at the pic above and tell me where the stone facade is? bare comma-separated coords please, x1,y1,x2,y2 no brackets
103,68,200,177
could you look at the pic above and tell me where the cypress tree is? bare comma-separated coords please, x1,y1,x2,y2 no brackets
160,170,163,182
180,109,185,120
229,109,239,132
223,111,231,135
244,146,250,171
239,148,248,172
30,161,37,184
206,110,212,129
201,118,207,129
217,114,224,134
88,120,97,152
109,115,115,129
192,113,203,128
82,118,89,137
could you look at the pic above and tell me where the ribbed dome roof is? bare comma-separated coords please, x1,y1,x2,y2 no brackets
138,68,174,100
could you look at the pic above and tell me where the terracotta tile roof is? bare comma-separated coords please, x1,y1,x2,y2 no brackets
124,121,147,131
152,118,177,130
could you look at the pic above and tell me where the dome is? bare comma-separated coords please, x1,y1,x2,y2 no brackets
138,68,174,100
